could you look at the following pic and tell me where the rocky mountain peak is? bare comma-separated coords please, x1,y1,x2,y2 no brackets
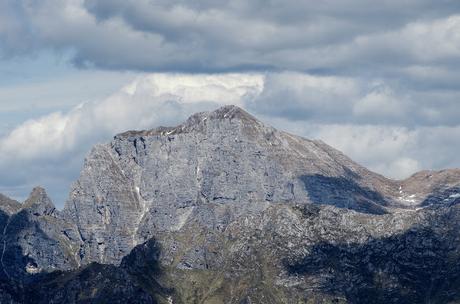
23,186,55,216
61,105,407,267
115,105,261,140
2,106,460,303
188,104,259,124
398,168,460,207
0,193,21,215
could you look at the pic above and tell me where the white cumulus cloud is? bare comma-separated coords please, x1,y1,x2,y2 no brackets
1,72,460,205
0,73,264,204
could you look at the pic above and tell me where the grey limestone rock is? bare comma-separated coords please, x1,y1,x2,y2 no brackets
0,188,80,283
1,105,460,303
0,194,21,215
62,105,405,267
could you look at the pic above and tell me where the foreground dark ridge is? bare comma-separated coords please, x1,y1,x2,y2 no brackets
1,105,460,304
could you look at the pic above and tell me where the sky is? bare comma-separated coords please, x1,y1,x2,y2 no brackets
1,0,460,207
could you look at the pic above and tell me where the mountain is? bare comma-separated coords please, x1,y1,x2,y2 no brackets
1,187,80,282
1,105,460,303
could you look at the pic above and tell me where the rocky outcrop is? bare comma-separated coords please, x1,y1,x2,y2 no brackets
399,169,460,207
0,188,80,283
62,105,404,267
0,194,21,215
0,239,168,304
1,105,460,303
22,187,56,216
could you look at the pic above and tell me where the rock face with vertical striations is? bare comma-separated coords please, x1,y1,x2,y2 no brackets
1,105,460,303
62,105,402,267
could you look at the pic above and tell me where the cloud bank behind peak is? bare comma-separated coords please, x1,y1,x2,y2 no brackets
1,73,460,207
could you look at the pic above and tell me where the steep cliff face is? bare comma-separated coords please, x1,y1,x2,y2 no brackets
62,105,403,266
1,105,460,304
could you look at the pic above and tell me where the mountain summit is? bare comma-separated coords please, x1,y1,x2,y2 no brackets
1,105,460,303
64,105,402,264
